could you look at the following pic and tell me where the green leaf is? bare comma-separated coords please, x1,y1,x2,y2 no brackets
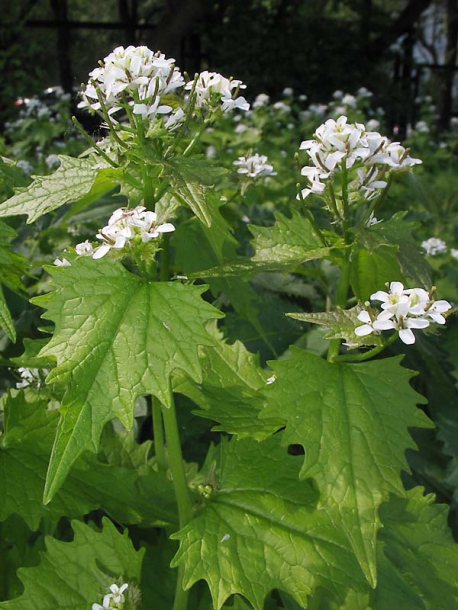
173,323,283,439
0,389,177,530
0,220,28,340
0,157,99,223
164,157,227,227
31,257,222,502
0,518,144,610
61,166,123,219
288,305,384,348
0,157,30,197
172,436,366,610
250,209,331,266
350,246,403,302
373,488,458,609
361,213,432,289
263,350,431,587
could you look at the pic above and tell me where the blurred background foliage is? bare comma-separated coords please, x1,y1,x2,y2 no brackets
0,0,457,136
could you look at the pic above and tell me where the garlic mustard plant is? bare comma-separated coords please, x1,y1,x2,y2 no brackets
0,45,457,610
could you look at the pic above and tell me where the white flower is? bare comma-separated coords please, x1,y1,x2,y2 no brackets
79,46,184,121
187,71,248,113
163,107,185,130
16,367,49,389
356,282,452,345
423,299,452,324
450,248,458,260
75,240,95,256
92,583,129,610
53,257,71,267
233,153,277,179
421,237,447,256
298,116,422,203
90,206,175,259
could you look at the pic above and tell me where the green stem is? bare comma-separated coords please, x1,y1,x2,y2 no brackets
333,332,398,362
160,234,171,281
152,396,166,471
172,565,190,610
71,116,118,168
162,392,193,526
327,182,342,222
162,387,193,610
142,162,154,208
91,79,126,148
182,122,207,157
372,174,392,218
296,184,328,246
327,250,351,362
340,162,350,242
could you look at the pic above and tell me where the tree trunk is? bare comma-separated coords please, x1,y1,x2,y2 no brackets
437,0,458,131
50,0,73,93
118,0,138,46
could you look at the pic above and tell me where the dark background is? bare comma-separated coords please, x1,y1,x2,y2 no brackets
1,0,457,133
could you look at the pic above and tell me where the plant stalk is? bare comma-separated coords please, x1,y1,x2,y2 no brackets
152,396,166,472
161,378,193,610
327,249,351,362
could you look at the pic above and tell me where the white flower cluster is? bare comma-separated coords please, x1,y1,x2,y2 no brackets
233,153,277,179
75,206,175,259
185,71,249,113
299,116,422,201
79,46,249,124
79,45,184,121
16,367,50,389
92,583,128,610
355,281,452,345
421,237,448,256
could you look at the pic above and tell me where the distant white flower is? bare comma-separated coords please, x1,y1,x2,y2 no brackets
450,248,458,260
272,101,291,113
45,154,61,169
233,154,277,179
421,237,447,256
357,87,372,98
252,93,270,108
414,120,429,134
342,94,357,108
366,119,380,131
16,160,33,175
282,87,294,97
